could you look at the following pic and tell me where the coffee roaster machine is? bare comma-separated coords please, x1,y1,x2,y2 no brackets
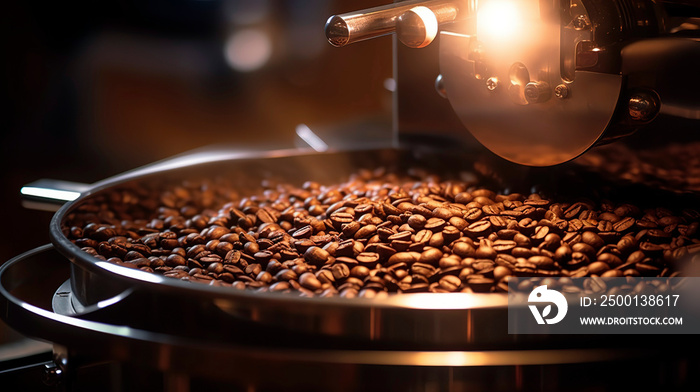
2,0,700,391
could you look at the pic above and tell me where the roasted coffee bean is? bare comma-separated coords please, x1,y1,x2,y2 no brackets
492,239,516,253
613,217,635,232
581,231,605,249
299,272,322,291
424,218,446,232
350,266,371,280
448,217,468,231
327,263,349,281
419,248,443,266
452,241,475,258
572,242,596,259
587,261,610,275
442,226,461,243
472,259,496,274
597,253,623,268
493,265,512,281
513,233,531,247
166,254,186,267
465,220,491,238
356,252,380,266
355,224,377,239
439,275,462,291
275,269,298,281
387,252,421,266
256,271,273,284
269,281,290,292
568,252,590,267
475,240,497,259
439,255,461,269
495,254,516,268
528,256,555,270
509,247,532,258
304,246,330,266
411,262,436,277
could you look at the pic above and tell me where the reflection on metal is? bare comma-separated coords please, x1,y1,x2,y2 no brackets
295,124,329,152
434,74,447,97
21,179,90,211
20,187,81,202
94,261,165,284
387,292,506,309
524,81,551,104
554,84,569,99
628,92,660,122
396,6,440,48
486,77,498,91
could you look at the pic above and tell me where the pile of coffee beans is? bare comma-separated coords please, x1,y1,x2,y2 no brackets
64,167,700,297
577,141,700,193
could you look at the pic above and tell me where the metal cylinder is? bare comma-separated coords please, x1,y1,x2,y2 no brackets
325,0,468,47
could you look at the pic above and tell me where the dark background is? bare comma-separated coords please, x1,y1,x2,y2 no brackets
0,0,393,263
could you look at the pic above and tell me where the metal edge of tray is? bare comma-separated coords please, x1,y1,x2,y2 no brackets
0,246,655,370
3,245,695,391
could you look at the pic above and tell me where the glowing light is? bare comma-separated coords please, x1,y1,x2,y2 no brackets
224,29,272,72
477,0,520,41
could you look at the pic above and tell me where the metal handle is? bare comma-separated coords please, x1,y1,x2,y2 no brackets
325,0,471,48
21,179,91,212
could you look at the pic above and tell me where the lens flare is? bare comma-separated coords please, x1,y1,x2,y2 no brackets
477,0,520,41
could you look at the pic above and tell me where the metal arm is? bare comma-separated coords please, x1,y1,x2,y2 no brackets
325,0,471,48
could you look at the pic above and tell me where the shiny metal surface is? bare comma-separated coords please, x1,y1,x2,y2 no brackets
20,179,91,212
440,29,622,166
325,0,469,47
3,244,692,392
3,244,699,392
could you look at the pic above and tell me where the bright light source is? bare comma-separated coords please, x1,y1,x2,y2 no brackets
224,29,272,72
477,0,520,41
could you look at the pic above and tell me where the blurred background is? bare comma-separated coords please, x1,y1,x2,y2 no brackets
1,0,393,263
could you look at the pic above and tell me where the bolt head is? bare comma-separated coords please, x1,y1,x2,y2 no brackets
554,84,569,99
524,81,551,103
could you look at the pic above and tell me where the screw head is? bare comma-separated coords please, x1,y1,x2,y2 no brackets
486,77,499,91
554,84,569,99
